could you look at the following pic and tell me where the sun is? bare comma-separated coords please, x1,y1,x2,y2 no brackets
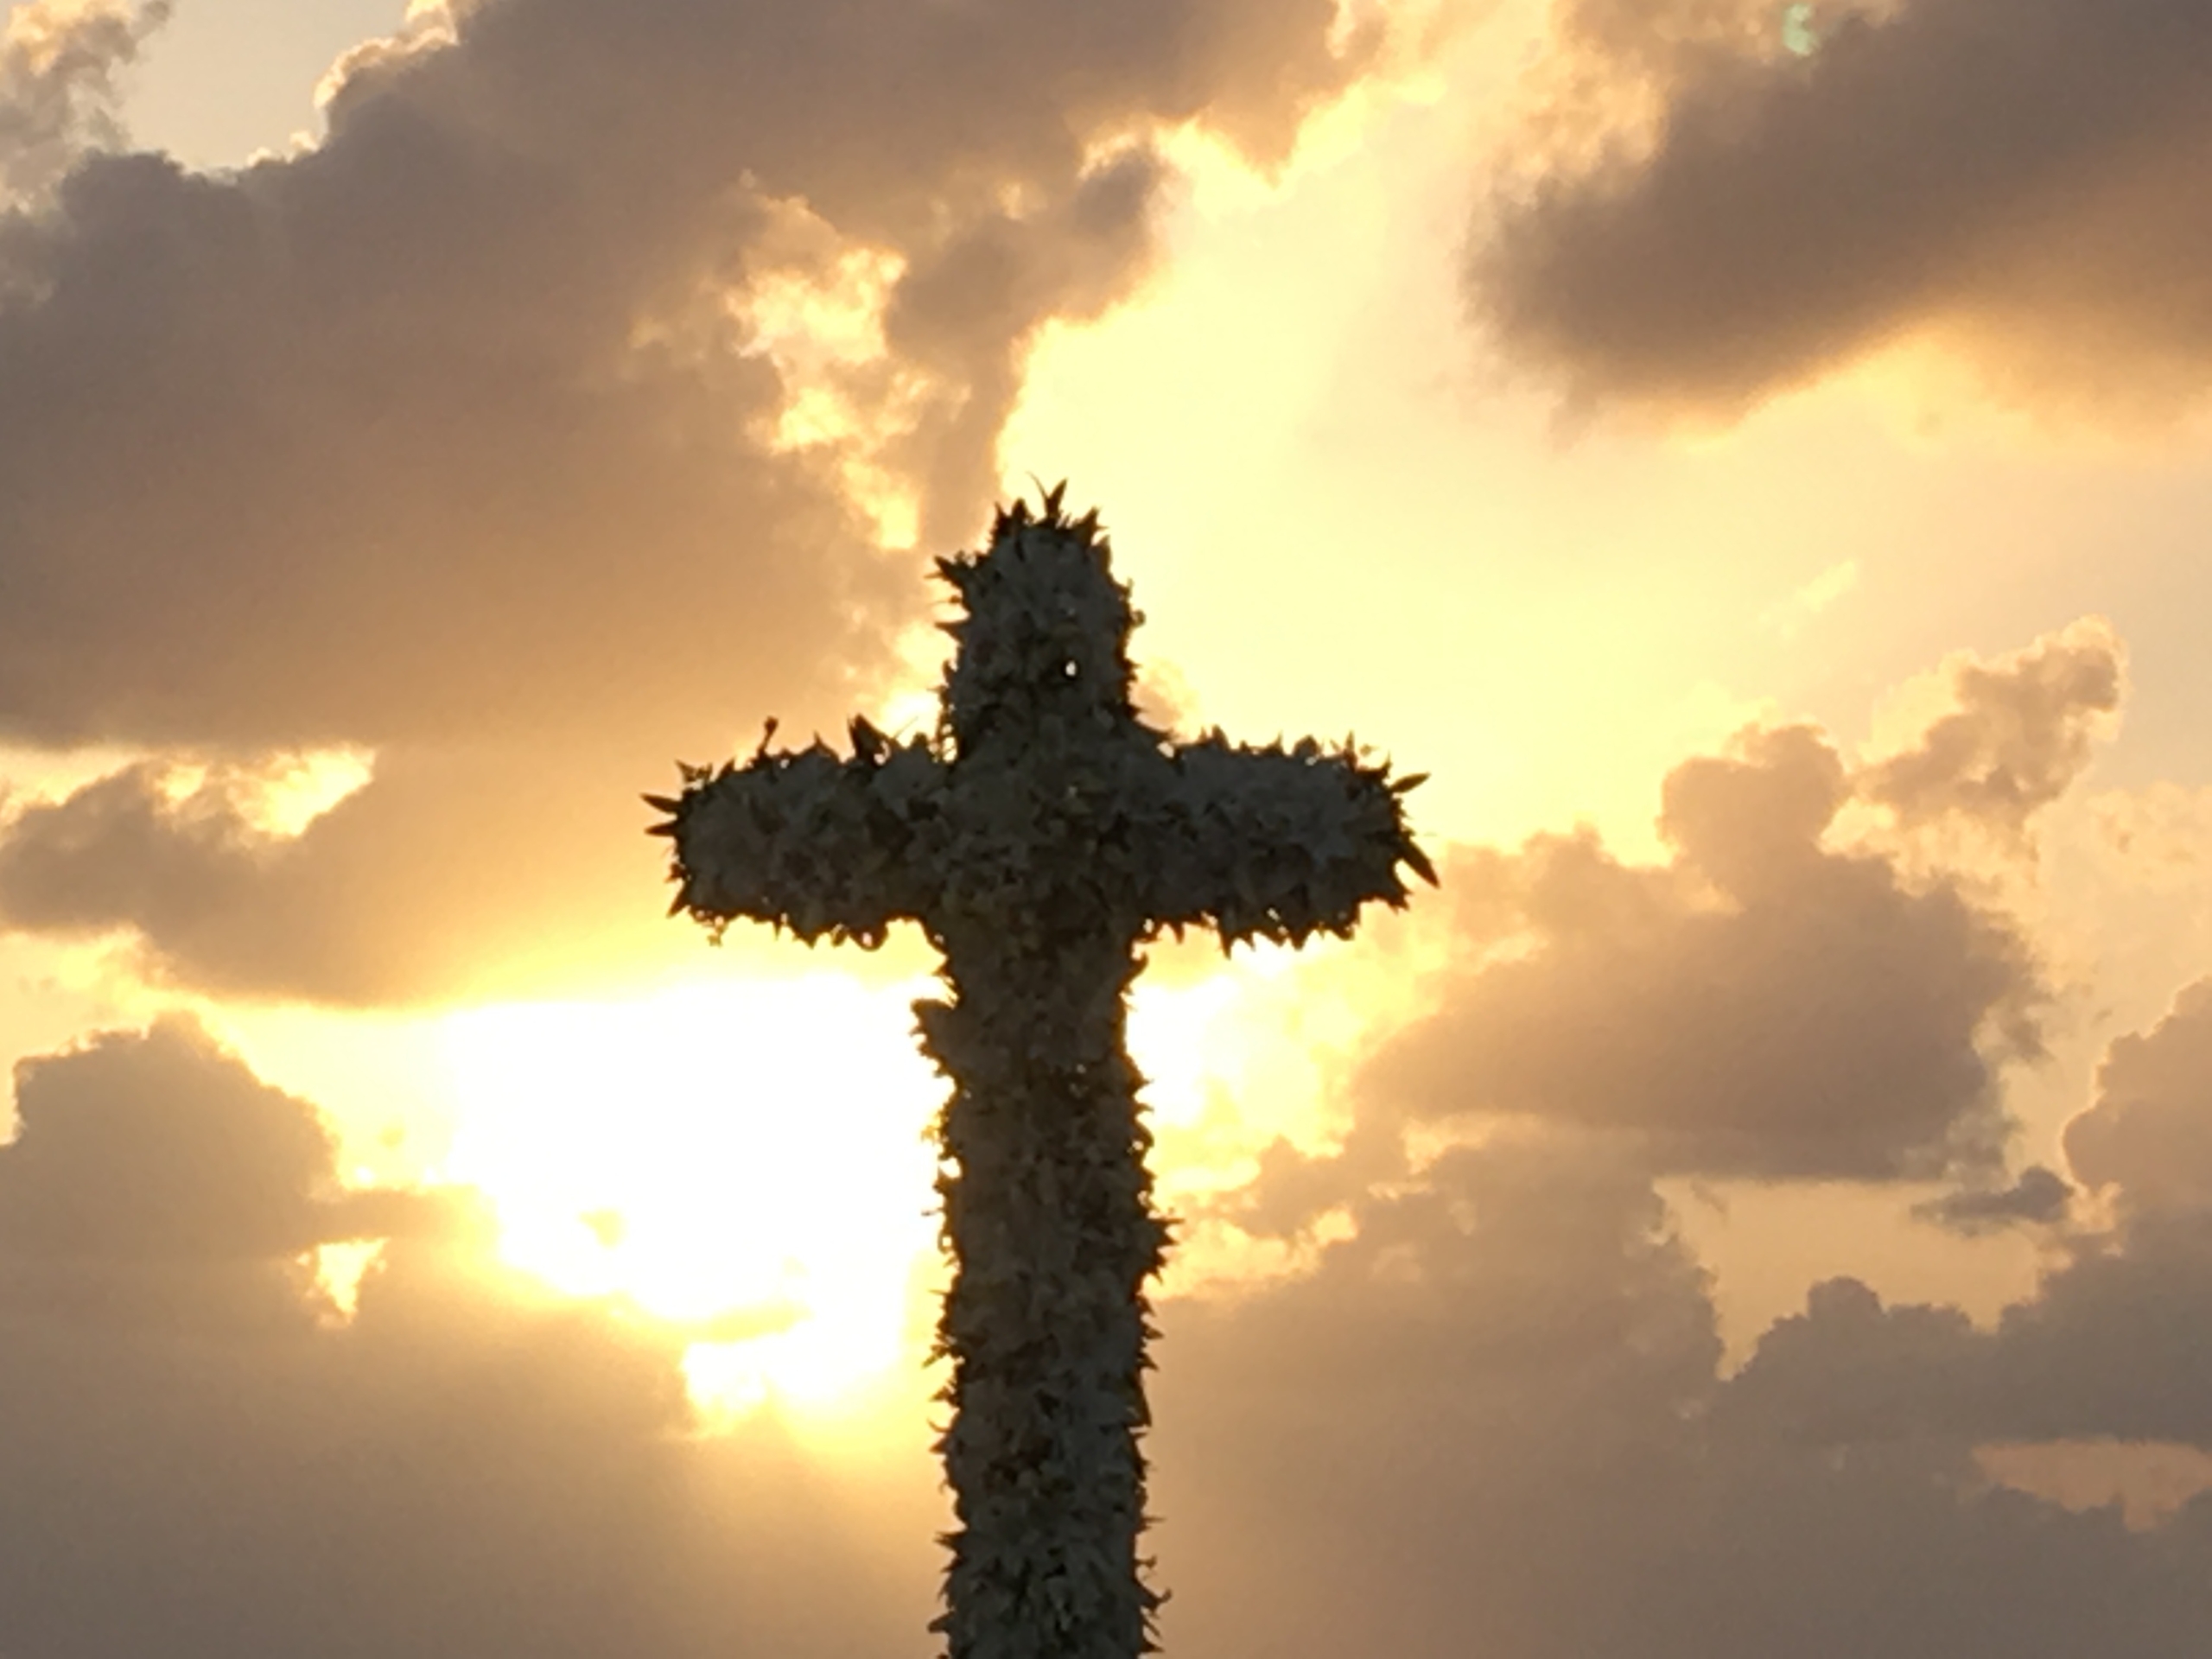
426,944,1368,1427
435,974,945,1421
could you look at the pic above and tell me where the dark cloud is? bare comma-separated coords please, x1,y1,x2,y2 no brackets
1731,950,2212,1451
0,139,884,754
1825,986,2212,1445
2,1014,346,1261
1724,1206,2212,1454
1979,1210,2212,1447
1465,0,2212,421
1355,721,2045,1184
1157,1142,1732,1659
0,1014,480,1332
1863,618,2125,848
2065,976,2212,1217
877,143,1171,522
1719,1273,1983,1444
1913,1162,2074,1235
1154,1141,2212,1659
0,0,1379,752
0,744,692,1004
0,0,1392,1004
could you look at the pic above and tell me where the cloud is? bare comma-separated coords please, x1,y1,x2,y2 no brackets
1352,721,2045,1185
0,1013,477,1332
0,0,168,202
1,1013,350,1261
1719,1273,1982,1443
0,746,690,1004
1464,0,2212,422
1979,1209,2212,1447
1759,556,1859,641
1723,1208,2212,1455
0,0,1382,753
2065,976,2212,1217
1729,961,2212,1451
1913,1162,2073,1235
1154,1140,2212,1659
1862,617,2125,849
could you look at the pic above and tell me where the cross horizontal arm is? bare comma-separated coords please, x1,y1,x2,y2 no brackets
648,719,949,949
1136,732,1435,949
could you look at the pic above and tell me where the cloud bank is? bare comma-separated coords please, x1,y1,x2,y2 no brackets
15,988,2212,1656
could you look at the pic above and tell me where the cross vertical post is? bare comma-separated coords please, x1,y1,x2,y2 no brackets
648,487,1433,1658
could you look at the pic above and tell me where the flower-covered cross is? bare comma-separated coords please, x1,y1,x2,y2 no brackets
648,486,1433,1659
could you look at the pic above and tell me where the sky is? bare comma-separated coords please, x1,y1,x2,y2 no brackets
5,0,2212,1651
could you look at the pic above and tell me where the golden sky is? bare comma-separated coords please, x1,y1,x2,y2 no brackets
7,0,2212,1651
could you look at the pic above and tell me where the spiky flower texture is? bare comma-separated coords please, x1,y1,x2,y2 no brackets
648,487,1434,1659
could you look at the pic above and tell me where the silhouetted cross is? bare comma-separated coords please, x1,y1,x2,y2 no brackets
649,486,1432,1659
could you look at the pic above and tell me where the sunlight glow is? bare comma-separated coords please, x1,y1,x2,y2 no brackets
740,233,923,550
136,748,373,836
239,747,376,836
313,1239,381,1317
437,976,943,1416
431,943,1381,1421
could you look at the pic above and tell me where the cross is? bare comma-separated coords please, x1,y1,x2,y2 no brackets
647,486,1433,1659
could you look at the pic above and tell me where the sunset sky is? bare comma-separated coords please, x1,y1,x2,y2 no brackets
6,0,2212,1652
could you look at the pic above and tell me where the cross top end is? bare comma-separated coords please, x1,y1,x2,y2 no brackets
935,481,1139,753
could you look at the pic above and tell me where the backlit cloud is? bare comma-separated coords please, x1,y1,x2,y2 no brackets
1223,623,2126,1234
2065,976,2212,1218
0,0,168,201
1355,720,2045,1183
0,746,695,1003
0,0,1396,1004
1465,0,2212,423
1863,617,2125,849
0,1013,346,1261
